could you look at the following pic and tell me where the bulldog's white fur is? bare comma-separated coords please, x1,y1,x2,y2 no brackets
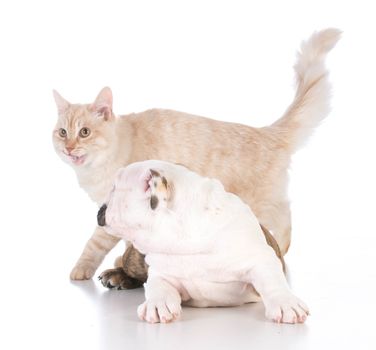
103,160,309,324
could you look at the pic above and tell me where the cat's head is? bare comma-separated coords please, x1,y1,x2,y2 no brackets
52,87,117,168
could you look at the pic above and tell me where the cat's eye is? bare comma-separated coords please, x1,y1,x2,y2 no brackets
58,128,67,138
79,127,91,138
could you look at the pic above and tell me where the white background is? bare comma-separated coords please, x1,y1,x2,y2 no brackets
0,1,375,349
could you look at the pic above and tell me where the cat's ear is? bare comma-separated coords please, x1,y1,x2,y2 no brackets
90,87,113,121
53,90,70,115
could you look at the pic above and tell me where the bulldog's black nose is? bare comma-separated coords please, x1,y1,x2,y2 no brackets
97,204,107,227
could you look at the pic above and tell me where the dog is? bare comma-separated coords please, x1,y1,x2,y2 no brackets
98,160,309,324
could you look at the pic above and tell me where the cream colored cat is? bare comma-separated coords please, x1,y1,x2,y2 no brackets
52,28,340,283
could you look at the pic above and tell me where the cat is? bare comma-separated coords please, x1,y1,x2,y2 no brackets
52,28,340,287
97,160,307,324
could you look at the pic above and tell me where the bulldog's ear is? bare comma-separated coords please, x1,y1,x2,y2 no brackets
150,169,162,179
97,204,107,227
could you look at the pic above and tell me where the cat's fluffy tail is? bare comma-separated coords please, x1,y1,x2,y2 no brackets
271,28,341,151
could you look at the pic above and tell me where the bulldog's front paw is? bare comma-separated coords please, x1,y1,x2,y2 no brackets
264,291,309,324
137,298,182,323
70,263,96,280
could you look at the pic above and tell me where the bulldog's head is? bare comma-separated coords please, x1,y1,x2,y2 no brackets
97,161,174,235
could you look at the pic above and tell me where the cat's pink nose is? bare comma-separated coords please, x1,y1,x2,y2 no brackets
65,146,74,154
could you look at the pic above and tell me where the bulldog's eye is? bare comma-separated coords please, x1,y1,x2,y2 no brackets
79,127,91,138
150,195,159,210
58,128,67,138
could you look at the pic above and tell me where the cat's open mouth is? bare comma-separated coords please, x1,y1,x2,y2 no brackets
67,154,86,165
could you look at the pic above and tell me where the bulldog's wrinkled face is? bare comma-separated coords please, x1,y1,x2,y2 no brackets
97,163,172,233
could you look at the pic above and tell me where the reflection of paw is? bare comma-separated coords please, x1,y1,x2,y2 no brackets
137,298,182,323
98,268,143,290
264,292,309,324
70,264,95,280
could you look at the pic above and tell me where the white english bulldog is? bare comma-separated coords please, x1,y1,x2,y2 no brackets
98,160,309,324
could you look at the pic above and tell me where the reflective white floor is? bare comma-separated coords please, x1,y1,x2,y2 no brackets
2,211,376,350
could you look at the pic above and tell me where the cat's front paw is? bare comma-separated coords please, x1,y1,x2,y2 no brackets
70,263,96,280
264,291,309,324
137,298,182,323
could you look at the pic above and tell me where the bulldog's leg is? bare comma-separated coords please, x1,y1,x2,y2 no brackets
98,267,144,290
137,274,182,323
99,244,148,290
248,253,309,324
